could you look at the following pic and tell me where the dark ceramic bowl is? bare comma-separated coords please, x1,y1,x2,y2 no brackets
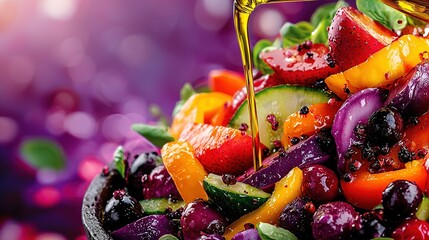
82,170,124,240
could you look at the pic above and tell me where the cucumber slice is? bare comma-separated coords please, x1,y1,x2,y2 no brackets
228,85,330,149
139,198,186,215
203,173,270,219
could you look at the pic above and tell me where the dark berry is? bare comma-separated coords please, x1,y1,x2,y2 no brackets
142,165,181,200
312,201,361,240
382,180,423,222
278,197,314,239
367,108,404,147
104,189,144,231
127,151,161,199
391,218,429,240
358,211,387,238
302,164,339,203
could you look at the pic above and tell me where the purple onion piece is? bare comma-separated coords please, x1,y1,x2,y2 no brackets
386,60,429,118
111,215,178,240
231,228,261,240
239,132,333,191
332,88,385,173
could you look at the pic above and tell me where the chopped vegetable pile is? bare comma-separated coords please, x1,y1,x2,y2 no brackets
95,0,429,239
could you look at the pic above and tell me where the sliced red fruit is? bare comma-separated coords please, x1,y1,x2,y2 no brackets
328,7,397,71
260,43,341,85
179,123,254,175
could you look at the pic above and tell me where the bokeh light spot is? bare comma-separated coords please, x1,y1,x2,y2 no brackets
39,0,77,21
256,9,285,38
117,35,149,67
36,232,67,240
64,112,97,139
78,157,103,182
101,114,132,142
67,54,96,83
0,116,18,143
194,0,231,31
100,142,118,163
8,56,35,90
33,186,61,208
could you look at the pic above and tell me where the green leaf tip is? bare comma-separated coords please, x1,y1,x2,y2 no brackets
20,138,66,171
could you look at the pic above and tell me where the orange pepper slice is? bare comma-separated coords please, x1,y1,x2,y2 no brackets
326,35,429,99
341,159,427,210
161,141,208,203
208,69,245,96
170,92,231,139
223,167,303,240
282,102,341,148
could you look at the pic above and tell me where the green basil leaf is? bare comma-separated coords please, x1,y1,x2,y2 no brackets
113,146,125,178
357,0,407,31
180,83,195,101
172,83,196,116
280,21,314,47
311,18,330,44
310,0,348,26
132,123,175,147
159,235,179,240
253,39,274,74
20,138,66,171
257,222,298,240
371,238,394,240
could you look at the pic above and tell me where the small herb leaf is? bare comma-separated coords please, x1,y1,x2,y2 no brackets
257,222,298,240
113,146,125,178
132,123,175,147
357,0,407,31
20,138,66,171
253,39,274,74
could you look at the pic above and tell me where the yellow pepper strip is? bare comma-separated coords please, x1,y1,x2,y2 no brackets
161,141,208,203
223,167,303,240
170,92,231,139
325,35,429,99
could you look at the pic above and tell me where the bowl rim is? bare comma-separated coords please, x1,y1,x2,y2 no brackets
82,170,123,240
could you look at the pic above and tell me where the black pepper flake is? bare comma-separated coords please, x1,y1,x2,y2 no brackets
325,53,336,68
348,159,362,172
291,137,300,145
244,223,255,229
398,146,414,163
239,123,249,131
299,105,310,115
417,148,428,159
222,174,237,186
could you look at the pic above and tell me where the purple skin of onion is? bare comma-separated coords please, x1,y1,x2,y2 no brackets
231,228,261,240
239,132,332,191
386,60,429,118
111,214,178,240
332,88,385,173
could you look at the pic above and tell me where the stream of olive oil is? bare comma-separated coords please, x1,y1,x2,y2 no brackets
233,0,313,171
381,0,429,22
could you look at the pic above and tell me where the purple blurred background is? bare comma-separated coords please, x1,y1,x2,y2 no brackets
0,0,350,239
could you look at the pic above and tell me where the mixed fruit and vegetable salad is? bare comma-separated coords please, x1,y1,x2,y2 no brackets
95,0,429,239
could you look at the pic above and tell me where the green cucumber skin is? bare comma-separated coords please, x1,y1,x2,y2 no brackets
228,85,330,149
203,174,270,220
139,198,185,215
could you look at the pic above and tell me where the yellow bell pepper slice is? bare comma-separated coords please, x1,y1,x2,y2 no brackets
326,35,429,99
223,167,303,240
161,141,208,203
170,92,231,139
